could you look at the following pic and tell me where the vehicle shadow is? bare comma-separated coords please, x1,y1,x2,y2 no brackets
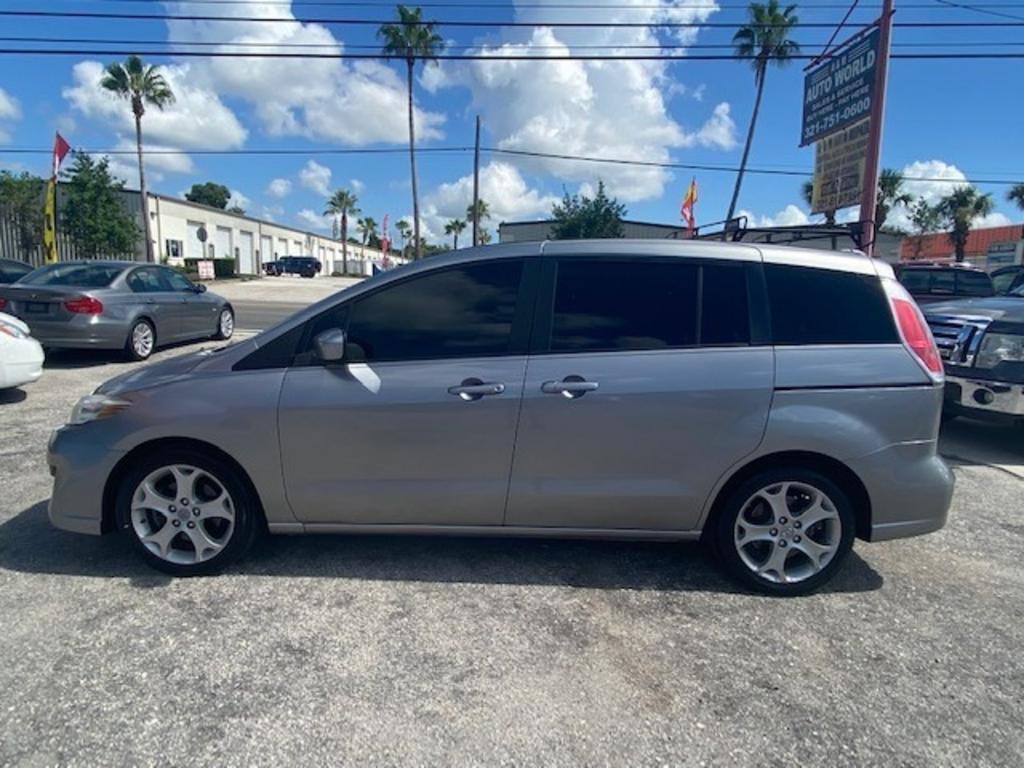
0,388,28,405
42,341,216,370
0,502,884,595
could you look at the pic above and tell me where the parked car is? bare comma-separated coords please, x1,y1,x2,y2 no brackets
47,241,952,595
0,261,234,361
895,263,995,304
0,257,33,284
0,312,44,389
265,256,321,278
990,265,1024,296
925,281,1024,426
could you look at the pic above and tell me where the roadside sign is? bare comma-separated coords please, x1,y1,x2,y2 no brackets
811,118,870,214
801,26,880,146
197,260,215,280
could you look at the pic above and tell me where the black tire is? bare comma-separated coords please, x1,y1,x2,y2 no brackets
116,447,260,576
213,307,234,340
940,410,958,426
712,468,856,597
124,318,155,362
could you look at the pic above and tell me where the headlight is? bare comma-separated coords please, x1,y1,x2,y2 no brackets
0,321,27,339
68,394,131,426
976,333,1024,369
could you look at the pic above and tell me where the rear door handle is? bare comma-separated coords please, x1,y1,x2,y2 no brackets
541,376,599,398
448,378,506,401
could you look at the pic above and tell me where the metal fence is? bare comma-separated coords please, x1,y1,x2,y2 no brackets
0,185,146,267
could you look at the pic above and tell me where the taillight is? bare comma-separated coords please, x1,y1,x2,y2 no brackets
892,297,943,380
0,297,7,311
64,296,104,315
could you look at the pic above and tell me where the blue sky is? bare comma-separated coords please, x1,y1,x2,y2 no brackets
1,0,1022,243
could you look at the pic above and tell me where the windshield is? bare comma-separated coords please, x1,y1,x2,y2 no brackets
19,263,126,288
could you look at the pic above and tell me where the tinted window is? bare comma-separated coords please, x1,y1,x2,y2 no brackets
20,263,125,287
931,270,955,294
0,260,32,283
127,268,167,293
899,270,930,293
346,261,524,361
701,263,750,345
164,270,195,292
765,264,898,345
551,260,698,353
956,271,994,297
991,270,1018,295
234,323,305,371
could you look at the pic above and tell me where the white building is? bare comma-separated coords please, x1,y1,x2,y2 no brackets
147,194,402,277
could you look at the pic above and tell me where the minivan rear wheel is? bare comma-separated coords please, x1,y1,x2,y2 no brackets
713,468,855,596
115,448,259,576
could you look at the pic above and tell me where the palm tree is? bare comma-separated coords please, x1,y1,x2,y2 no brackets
875,169,913,232
801,178,836,225
479,229,492,245
324,189,360,274
727,1,800,221
100,55,174,262
396,219,412,256
466,199,490,245
938,186,994,262
444,218,466,249
1008,183,1024,212
379,6,443,260
357,216,378,246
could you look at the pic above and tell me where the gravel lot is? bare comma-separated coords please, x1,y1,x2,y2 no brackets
1,341,1022,766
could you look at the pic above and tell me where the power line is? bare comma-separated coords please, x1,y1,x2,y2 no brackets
51,0,1024,8
3,144,1021,186
3,9,1024,27
934,0,1024,20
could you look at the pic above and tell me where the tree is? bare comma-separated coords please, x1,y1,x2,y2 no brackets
550,181,626,240
379,6,443,260
61,153,138,257
875,169,913,232
396,219,412,256
0,171,46,255
1008,183,1024,212
356,216,378,246
801,178,836,225
466,199,490,245
938,186,993,262
907,197,942,260
478,229,492,245
100,55,174,262
727,1,800,221
325,189,360,274
184,181,232,210
444,218,466,249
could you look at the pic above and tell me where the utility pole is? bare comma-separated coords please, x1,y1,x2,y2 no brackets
859,0,894,257
472,115,481,247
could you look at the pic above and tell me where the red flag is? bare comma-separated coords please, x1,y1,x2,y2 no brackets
381,214,391,267
52,132,71,178
680,177,698,237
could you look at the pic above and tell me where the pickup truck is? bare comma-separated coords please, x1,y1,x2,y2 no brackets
925,283,1024,425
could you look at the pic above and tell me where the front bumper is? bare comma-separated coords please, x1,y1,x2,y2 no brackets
47,426,124,535
944,375,1024,418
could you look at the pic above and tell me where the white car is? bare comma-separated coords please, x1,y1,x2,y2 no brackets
0,312,44,389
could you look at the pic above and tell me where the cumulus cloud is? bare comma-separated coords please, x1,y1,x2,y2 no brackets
267,178,292,198
423,0,726,202
350,178,365,194
0,87,21,143
299,160,331,197
737,204,811,228
163,0,443,145
890,160,1011,231
228,189,251,211
63,60,247,151
297,208,331,231
100,139,196,186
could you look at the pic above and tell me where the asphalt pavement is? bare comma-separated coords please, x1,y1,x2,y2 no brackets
1,339,1022,766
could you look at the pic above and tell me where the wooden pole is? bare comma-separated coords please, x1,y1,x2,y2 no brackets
858,0,894,257
472,115,481,247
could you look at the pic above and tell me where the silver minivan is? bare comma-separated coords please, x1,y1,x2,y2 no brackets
47,241,953,595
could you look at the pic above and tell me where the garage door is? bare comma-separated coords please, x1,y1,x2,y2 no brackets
278,238,288,257
238,231,255,274
215,226,233,259
260,235,273,265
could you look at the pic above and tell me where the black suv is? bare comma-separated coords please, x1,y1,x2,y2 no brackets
895,263,995,304
264,256,322,278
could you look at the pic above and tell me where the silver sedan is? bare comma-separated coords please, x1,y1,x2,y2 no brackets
0,261,234,360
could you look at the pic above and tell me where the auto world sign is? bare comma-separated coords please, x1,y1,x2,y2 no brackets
800,26,880,146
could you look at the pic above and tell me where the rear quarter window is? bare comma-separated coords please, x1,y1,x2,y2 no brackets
765,264,898,345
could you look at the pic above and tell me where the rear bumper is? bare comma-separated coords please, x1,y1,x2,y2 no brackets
23,316,129,350
0,338,44,388
848,441,954,542
944,375,1024,419
47,426,123,536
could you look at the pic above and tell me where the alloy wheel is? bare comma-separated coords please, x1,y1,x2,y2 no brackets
132,322,154,359
733,481,842,585
219,309,234,339
130,464,235,565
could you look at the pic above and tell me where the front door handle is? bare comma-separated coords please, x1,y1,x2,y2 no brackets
541,376,599,398
448,378,506,401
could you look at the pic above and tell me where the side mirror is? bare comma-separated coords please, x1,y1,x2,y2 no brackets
313,328,346,363
194,283,207,293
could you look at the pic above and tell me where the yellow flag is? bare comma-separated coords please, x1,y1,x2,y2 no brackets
43,179,57,263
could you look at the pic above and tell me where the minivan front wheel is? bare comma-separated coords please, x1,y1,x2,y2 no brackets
714,469,855,596
116,449,259,576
